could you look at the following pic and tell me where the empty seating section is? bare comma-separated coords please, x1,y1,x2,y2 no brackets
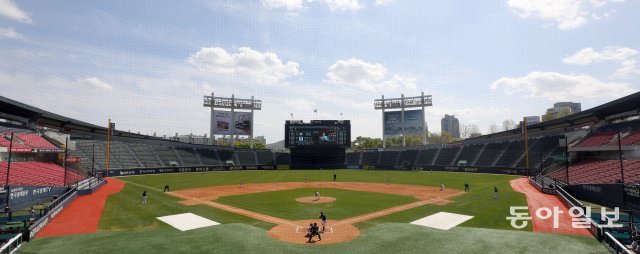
434,147,459,166
346,152,361,165
475,143,507,166
361,151,379,165
154,146,181,166
198,150,221,165
495,141,524,167
517,136,561,168
110,141,142,168
256,150,274,165
13,133,57,149
175,148,201,166
621,131,640,146
0,126,32,133
129,143,163,167
236,150,257,165
548,160,640,184
378,151,399,165
577,132,617,147
398,150,418,165
275,153,291,165
0,133,31,150
67,149,93,171
0,162,85,186
217,150,235,164
455,145,483,165
75,140,113,169
416,149,438,165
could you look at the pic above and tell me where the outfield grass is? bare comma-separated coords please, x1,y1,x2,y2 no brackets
20,170,607,253
216,188,418,220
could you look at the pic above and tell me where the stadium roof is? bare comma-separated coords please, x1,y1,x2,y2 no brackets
465,91,640,140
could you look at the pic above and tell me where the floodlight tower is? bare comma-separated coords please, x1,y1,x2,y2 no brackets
203,92,262,148
374,92,432,148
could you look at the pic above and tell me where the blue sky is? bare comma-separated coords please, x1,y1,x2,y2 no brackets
1,0,639,143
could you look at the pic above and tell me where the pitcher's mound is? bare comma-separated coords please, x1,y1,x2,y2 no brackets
296,197,336,203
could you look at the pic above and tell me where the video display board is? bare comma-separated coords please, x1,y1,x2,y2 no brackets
285,120,350,147
383,109,424,135
213,110,252,135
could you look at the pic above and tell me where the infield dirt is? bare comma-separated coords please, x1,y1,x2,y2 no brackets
170,182,463,244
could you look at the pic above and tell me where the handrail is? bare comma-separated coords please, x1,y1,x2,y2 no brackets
555,185,584,208
0,233,22,254
604,232,634,254
44,186,76,214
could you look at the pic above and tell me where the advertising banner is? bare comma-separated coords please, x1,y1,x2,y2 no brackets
5,185,68,208
384,109,424,135
213,110,252,135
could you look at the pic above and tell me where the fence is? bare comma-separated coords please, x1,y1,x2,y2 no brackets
0,233,22,254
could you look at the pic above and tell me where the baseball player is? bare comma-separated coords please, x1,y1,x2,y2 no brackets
314,191,320,201
440,183,445,191
319,212,327,232
142,190,148,204
494,185,499,199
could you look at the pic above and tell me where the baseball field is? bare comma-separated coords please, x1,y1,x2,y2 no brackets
21,170,606,253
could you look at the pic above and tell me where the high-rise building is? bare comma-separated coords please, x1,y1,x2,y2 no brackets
424,122,429,138
553,102,581,113
441,115,460,138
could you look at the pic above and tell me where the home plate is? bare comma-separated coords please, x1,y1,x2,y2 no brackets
410,212,473,230
157,213,219,231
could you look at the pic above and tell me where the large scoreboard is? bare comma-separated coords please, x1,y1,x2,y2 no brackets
285,120,351,148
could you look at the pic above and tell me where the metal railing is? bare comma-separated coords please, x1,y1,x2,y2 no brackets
0,233,22,254
43,187,76,214
604,232,634,254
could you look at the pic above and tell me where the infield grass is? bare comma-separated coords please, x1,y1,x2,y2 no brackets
216,188,418,220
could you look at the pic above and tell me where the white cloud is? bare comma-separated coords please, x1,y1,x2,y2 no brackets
188,47,302,85
375,0,394,6
491,71,637,101
614,60,640,78
79,77,114,90
0,27,24,40
323,0,363,11
507,0,624,30
0,0,32,24
326,58,416,91
563,47,638,65
261,0,303,11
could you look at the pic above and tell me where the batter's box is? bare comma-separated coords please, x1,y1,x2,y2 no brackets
296,226,334,234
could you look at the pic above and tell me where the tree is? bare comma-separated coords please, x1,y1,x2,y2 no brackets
427,131,456,144
461,124,481,139
502,119,516,131
352,136,383,149
234,141,267,149
488,124,499,134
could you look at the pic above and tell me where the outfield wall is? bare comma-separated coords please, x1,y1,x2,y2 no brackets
359,164,537,176
102,165,277,177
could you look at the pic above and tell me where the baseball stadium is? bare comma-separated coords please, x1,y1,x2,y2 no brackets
2,1,640,254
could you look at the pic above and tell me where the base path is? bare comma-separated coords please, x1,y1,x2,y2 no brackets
38,178,126,237
510,178,591,236
170,182,463,245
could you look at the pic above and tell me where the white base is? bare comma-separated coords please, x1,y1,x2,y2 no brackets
410,212,473,230
157,213,219,231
